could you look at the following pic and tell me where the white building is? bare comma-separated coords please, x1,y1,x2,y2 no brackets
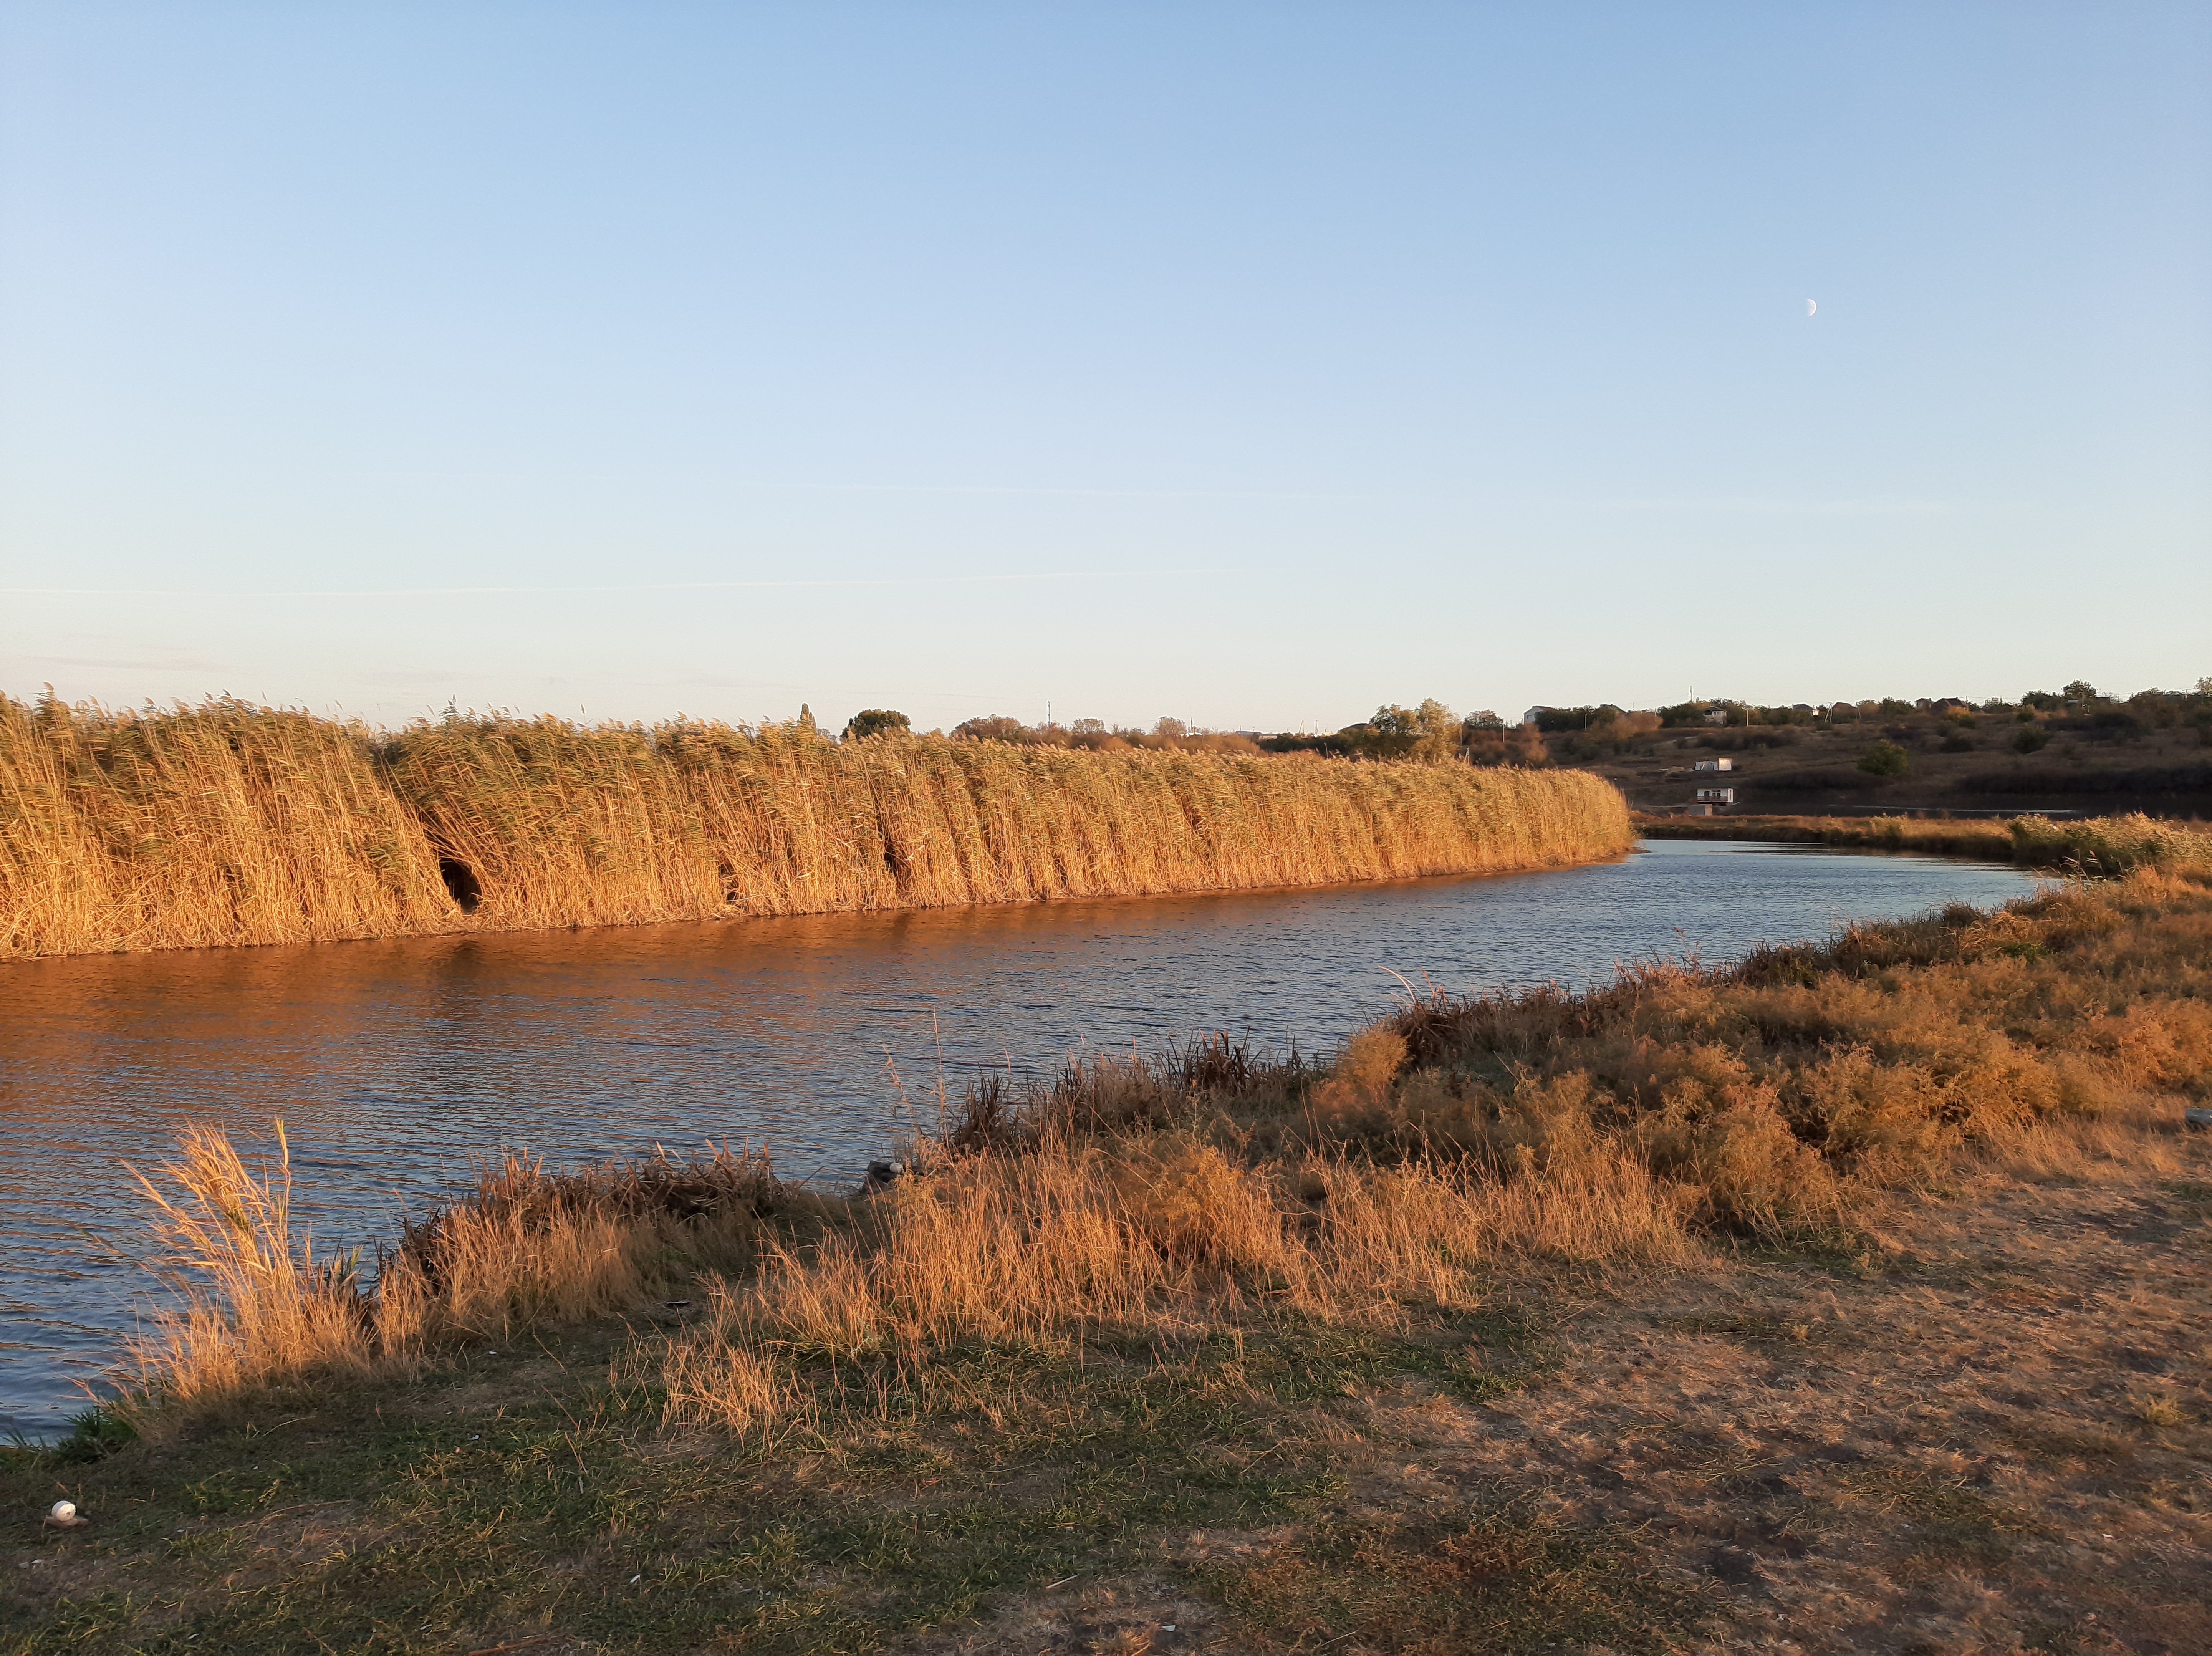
1694,758,1733,772
1695,787,1735,804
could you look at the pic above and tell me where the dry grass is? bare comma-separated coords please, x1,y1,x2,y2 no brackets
662,1135,1697,1438
115,1122,382,1425
116,1133,819,1434
656,816,2212,1438
1,694,1633,957
1641,806,2200,874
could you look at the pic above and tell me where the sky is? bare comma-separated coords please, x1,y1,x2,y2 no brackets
2,3,2207,734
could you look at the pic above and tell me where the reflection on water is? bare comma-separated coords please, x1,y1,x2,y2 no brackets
0,839,2036,1436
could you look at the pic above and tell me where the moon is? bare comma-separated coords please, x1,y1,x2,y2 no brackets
1806,298,1818,317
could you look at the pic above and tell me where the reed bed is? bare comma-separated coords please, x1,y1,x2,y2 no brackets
2,695,1633,957
0,694,456,956
377,714,1633,927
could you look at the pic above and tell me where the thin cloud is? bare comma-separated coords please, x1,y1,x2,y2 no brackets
8,652,245,675
1573,496,2006,516
0,568,1251,599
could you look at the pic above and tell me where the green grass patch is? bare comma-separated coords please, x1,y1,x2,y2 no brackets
0,1300,1701,1656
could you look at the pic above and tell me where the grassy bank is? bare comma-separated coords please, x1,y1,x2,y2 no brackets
1637,807,2201,874
1,695,1631,958
6,819,2208,1652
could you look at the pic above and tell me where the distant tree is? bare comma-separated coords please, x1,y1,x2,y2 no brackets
1352,700,1458,762
2061,679,2100,706
1858,740,1911,777
2012,726,2050,754
1460,719,1548,768
952,714,1030,743
842,709,911,742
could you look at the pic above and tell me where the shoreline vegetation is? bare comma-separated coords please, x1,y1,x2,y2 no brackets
7,815,2208,1652
1636,808,2206,874
0,693,1630,960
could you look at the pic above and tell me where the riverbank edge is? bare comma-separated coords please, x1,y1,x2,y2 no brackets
1634,807,2202,873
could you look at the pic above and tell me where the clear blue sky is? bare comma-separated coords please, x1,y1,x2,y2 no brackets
3,3,2206,732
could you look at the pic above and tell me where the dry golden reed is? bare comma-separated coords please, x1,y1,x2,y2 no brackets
118,1121,380,1424
0,694,454,956
3,694,1633,957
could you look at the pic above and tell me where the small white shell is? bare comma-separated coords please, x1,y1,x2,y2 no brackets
48,1500,76,1522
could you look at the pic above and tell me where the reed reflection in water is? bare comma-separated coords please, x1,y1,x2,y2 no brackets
0,839,2036,1436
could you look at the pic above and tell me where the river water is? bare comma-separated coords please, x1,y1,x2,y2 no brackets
0,839,2038,1438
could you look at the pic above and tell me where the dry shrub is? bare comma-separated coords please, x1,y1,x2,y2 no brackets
1356,819,2212,1218
1305,1027,1412,1137
1785,1047,1955,1181
386,1148,789,1341
1969,1092,2205,1185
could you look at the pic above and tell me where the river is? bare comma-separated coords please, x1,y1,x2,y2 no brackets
0,838,2038,1437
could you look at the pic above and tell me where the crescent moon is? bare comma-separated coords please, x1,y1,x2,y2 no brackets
1807,298,1818,317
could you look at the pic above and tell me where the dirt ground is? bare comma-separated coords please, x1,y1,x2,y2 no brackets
933,1167,2212,1656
